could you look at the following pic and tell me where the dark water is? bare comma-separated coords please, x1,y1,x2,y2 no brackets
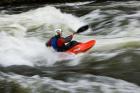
0,1,140,93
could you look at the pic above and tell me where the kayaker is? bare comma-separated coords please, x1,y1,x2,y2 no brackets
46,29,79,52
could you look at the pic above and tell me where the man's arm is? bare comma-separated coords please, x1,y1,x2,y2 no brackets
64,34,74,43
46,38,52,47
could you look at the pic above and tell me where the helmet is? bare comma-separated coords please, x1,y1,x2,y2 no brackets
55,29,62,35
55,29,62,33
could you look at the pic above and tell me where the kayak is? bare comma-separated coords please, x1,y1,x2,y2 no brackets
66,40,96,54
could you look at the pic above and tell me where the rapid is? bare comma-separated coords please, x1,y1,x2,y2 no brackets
0,1,140,93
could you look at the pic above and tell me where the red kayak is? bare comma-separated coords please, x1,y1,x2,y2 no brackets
66,40,96,54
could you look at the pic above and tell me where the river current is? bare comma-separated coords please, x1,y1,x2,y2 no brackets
0,1,140,93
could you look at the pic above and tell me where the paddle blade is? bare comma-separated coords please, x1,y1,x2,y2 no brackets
76,25,89,34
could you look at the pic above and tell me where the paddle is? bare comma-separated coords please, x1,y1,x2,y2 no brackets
73,25,89,34
65,25,89,43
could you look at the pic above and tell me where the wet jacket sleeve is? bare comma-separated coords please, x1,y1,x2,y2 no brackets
46,38,52,47
64,35,73,43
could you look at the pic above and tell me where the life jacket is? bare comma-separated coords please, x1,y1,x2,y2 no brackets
50,35,66,52
50,35,59,51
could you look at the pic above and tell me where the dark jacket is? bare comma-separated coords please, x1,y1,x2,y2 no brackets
46,34,73,52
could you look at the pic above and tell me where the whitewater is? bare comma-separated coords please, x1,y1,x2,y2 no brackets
0,1,140,93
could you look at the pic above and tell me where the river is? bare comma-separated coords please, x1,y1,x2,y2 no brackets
0,1,140,93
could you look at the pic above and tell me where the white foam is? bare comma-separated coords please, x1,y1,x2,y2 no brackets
0,32,60,67
0,6,88,67
0,6,86,33
1,73,140,93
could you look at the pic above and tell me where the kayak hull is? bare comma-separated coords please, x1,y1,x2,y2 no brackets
66,40,96,54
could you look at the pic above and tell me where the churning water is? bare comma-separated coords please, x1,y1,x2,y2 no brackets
0,1,140,93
